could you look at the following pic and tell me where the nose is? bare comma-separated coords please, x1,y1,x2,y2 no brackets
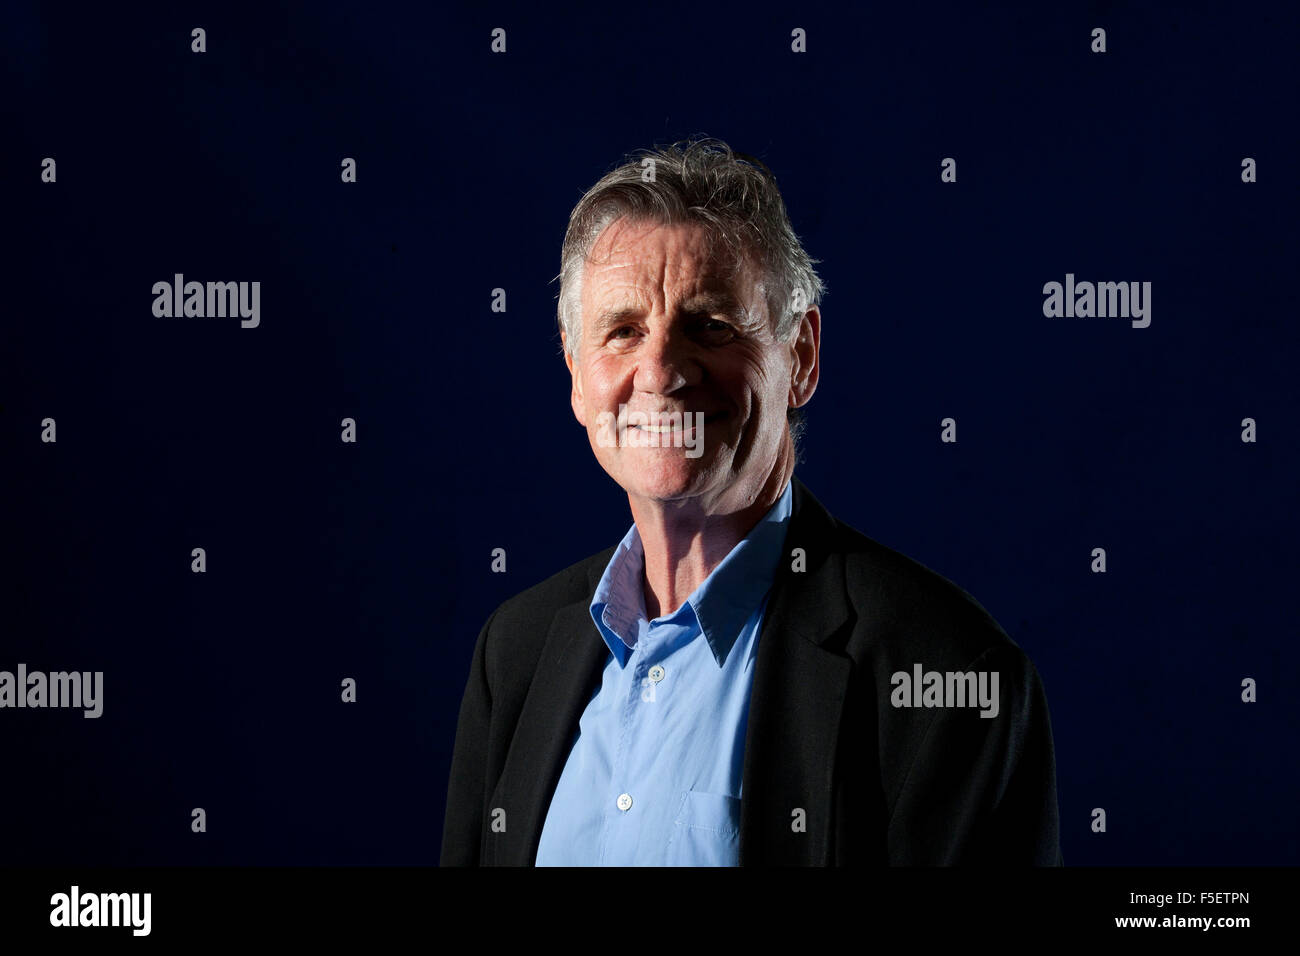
633,323,696,396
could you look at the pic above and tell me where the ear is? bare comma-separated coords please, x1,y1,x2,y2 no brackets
563,331,588,427
788,304,821,410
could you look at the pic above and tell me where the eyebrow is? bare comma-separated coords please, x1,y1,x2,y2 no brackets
682,292,745,317
594,305,644,328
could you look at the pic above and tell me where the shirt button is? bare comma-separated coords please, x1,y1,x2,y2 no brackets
648,665,665,683
616,793,633,811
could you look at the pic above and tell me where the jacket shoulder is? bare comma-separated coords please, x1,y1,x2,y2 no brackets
827,517,1022,669
489,546,613,625
479,546,614,676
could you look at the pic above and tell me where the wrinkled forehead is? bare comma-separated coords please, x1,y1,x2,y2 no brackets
584,217,759,292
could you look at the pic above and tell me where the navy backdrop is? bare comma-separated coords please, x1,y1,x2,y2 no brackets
2,0,1296,866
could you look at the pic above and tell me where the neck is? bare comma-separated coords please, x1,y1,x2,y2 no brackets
630,440,794,620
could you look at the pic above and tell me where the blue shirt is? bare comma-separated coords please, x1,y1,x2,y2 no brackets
535,481,793,866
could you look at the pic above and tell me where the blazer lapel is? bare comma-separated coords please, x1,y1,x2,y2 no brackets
738,477,854,865
486,586,608,865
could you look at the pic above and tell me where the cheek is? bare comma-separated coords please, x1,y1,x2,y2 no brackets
759,352,794,401
721,353,787,410
580,355,625,403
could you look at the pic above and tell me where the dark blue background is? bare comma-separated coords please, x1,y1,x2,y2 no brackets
2,0,1296,865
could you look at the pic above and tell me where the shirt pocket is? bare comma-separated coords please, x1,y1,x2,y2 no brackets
663,790,742,867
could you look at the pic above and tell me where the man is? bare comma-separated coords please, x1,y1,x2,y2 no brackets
441,136,1062,866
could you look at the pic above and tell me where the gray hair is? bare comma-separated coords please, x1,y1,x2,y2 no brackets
554,135,825,458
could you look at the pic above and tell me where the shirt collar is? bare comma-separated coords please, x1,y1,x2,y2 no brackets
589,480,793,668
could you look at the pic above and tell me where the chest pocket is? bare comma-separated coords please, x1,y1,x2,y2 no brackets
663,790,742,866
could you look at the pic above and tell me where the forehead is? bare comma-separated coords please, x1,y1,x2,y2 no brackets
582,218,761,302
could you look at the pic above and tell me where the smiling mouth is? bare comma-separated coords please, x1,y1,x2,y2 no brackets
629,411,726,431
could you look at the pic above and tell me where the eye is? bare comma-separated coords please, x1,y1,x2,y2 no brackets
696,317,737,341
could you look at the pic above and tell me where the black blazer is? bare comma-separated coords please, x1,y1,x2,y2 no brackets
441,477,1063,865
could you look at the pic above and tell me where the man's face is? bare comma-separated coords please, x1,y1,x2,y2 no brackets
565,218,811,509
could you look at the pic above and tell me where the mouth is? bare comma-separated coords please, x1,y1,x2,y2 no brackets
628,411,727,432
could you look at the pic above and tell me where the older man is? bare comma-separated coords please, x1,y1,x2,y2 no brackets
441,137,1062,866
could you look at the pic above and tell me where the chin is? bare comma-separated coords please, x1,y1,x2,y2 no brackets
617,453,717,501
